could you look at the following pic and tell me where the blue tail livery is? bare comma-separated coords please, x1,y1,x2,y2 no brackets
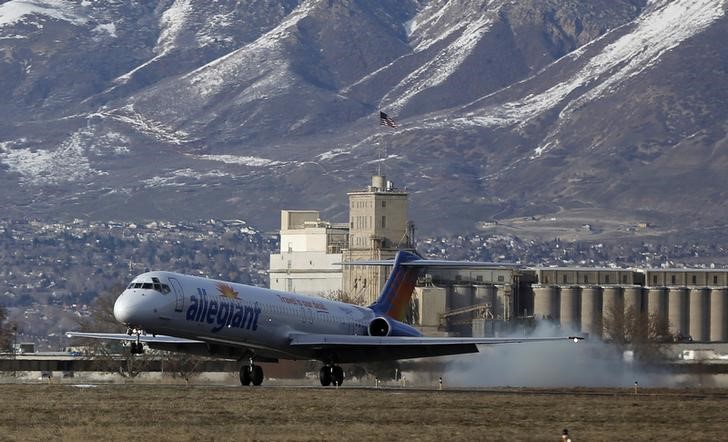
369,250,422,321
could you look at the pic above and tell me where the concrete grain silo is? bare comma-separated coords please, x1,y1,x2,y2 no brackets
623,286,644,317
602,286,624,340
474,285,497,308
450,284,475,311
533,286,559,321
647,287,668,332
689,288,710,342
668,287,689,337
496,285,513,320
580,286,603,338
710,288,728,342
559,286,581,331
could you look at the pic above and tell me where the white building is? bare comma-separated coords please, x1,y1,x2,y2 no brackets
268,210,348,296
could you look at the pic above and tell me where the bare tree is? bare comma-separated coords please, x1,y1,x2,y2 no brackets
602,304,669,363
0,306,11,351
321,289,367,306
161,352,205,385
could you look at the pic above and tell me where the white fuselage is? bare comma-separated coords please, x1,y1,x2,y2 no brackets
114,271,375,360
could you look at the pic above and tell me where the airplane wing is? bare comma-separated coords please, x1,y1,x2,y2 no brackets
289,334,582,364
65,331,203,344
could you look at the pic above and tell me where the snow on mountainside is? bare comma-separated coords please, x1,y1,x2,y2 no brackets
0,0,727,236
451,0,725,139
0,0,88,28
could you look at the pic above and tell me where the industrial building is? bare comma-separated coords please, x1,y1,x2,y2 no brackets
269,175,728,343
413,265,536,337
268,210,347,296
530,268,728,342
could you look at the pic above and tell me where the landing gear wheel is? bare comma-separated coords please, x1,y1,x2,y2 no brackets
319,366,332,386
251,365,264,386
240,364,264,386
239,366,251,386
130,342,144,355
332,366,344,386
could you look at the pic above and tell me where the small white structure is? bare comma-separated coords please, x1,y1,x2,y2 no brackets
269,210,347,296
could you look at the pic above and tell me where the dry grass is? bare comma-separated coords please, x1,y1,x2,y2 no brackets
0,384,726,441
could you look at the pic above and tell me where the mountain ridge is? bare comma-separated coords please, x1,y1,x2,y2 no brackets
0,0,726,237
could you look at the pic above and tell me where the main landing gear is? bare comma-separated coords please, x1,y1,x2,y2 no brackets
239,359,264,386
319,365,344,387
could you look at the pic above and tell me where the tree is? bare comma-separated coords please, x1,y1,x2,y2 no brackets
161,352,205,385
0,306,12,351
321,289,367,306
602,303,669,363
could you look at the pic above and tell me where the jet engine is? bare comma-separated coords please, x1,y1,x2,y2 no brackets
367,316,421,337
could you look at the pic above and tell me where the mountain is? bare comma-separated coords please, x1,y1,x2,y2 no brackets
0,0,726,238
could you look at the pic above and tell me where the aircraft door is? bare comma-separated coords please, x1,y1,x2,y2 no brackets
169,277,184,312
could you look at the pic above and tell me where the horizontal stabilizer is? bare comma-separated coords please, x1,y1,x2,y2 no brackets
342,258,522,269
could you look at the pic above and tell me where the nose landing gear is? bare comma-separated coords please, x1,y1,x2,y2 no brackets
319,365,344,387
127,328,145,355
130,342,144,354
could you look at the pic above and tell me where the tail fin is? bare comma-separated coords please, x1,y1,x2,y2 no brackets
369,251,422,321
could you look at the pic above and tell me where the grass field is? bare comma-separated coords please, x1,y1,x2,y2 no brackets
0,384,726,441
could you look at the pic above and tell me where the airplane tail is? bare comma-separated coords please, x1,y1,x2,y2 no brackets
369,251,423,322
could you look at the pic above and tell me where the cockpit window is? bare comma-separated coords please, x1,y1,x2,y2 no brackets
128,279,172,294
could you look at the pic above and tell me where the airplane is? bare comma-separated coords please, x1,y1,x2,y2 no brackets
67,250,582,386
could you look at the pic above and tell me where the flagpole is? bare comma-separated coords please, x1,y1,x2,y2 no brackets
377,135,382,177
383,135,388,178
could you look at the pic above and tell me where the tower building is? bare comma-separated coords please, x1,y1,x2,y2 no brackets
343,175,415,304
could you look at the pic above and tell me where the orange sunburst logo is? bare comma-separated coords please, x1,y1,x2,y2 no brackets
216,283,239,299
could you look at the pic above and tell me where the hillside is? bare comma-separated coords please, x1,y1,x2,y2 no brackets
0,0,726,237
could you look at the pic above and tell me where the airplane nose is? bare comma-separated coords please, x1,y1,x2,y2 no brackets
113,292,138,325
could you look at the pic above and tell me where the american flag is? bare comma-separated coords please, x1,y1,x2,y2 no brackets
379,111,398,128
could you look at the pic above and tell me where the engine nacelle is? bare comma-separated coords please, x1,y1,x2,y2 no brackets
368,316,421,337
